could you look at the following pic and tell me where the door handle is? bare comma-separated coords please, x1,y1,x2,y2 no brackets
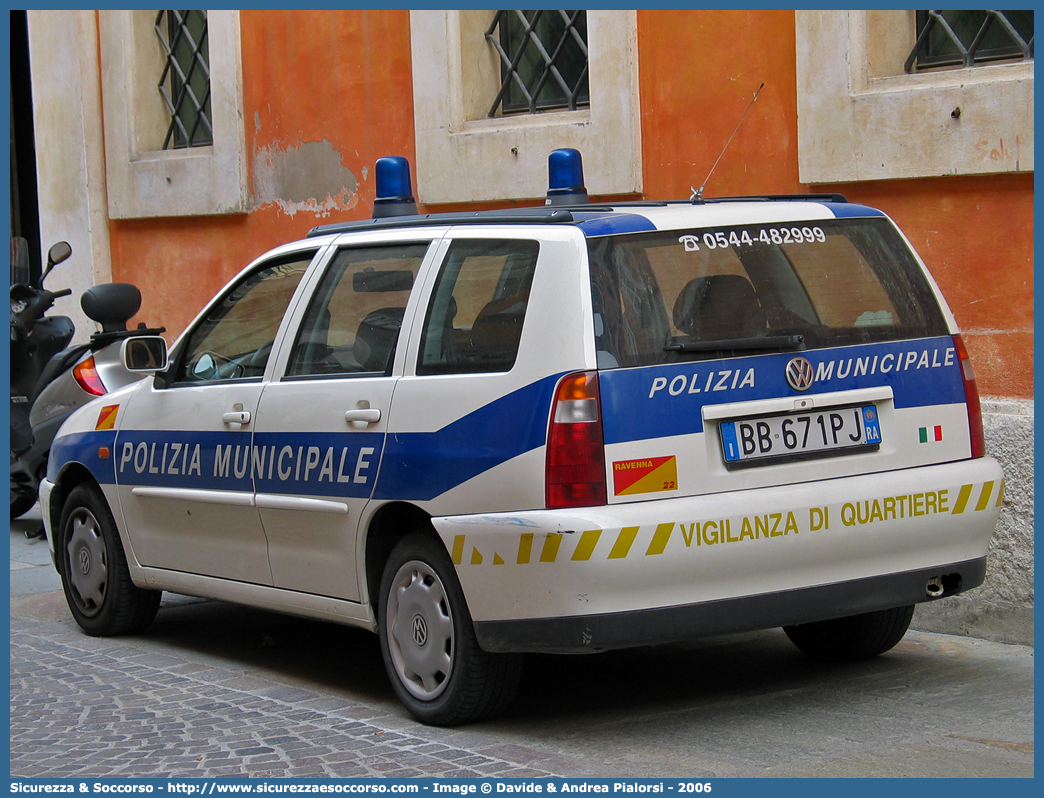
344,408,381,429
222,410,251,426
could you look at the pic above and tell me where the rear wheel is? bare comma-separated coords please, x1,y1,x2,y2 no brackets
784,605,915,661
58,483,160,636
10,453,36,519
378,531,522,725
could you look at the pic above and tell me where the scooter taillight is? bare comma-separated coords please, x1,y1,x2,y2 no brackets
73,355,107,396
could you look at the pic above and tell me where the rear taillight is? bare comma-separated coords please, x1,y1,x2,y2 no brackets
546,371,607,508
73,355,107,396
953,335,985,458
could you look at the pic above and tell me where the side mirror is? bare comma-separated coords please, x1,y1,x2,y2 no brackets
120,336,168,373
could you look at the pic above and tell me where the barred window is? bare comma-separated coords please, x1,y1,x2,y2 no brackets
485,10,589,117
905,10,1033,72
156,10,213,149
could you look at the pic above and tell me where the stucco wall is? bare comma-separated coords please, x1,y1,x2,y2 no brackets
109,10,417,339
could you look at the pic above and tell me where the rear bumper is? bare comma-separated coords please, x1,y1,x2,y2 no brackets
475,558,985,653
432,457,1003,653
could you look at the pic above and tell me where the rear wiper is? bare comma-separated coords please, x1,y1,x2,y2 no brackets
665,334,806,353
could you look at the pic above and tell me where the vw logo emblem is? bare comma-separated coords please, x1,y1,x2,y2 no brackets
411,614,428,647
785,356,815,392
79,549,91,574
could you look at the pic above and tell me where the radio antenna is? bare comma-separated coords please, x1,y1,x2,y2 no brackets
690,83,764,203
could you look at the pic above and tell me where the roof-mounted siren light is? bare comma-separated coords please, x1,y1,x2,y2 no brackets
545,148,589,206
372,156,418,219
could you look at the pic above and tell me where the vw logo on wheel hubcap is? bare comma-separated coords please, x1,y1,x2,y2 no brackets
785,356,815,392
411,614,428,646
78,549,91,574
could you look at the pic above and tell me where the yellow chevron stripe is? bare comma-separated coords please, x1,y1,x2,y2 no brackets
952,484,973,514
517,533,533,564
571,529,602,561
645,523,674,556
975,481,994,512
540,533,563,563
608,527,638,559
471,547,483,565
451,535,465,565
996,479,1006,508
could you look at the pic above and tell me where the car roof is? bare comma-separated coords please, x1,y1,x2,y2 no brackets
307,197,886,240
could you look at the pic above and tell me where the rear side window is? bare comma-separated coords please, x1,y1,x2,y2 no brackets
286,243,428,378
418,239,539,375
588,218,948,368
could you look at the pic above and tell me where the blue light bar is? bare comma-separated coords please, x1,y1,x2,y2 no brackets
373,156,418,219
545,148,589,206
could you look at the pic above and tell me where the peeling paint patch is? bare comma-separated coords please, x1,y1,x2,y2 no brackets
252,138,360,218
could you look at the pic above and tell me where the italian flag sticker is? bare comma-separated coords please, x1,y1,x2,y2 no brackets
919,425,943,443
612,456,678,496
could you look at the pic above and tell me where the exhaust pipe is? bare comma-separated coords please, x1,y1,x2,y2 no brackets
925,577,945,598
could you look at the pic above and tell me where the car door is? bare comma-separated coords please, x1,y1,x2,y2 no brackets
252,236,441,601
115,248,318,584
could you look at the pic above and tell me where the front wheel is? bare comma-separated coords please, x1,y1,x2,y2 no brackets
10,479,36,520
378,531,522,725
784,605,915,661
58,483,161,636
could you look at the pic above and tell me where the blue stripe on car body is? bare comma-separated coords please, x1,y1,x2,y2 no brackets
599,337,963,445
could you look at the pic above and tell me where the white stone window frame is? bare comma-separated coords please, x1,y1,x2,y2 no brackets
99,10,247,219
796,10,1033,184
410,10,641,205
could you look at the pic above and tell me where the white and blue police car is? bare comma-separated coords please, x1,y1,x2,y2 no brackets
42,150,1003,725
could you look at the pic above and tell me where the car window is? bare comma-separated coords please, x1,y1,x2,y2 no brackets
176,254,314,384
588,219,947,367
417,239,539,375
286,243,429,378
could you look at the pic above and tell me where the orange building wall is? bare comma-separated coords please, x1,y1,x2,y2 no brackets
636,11,1033,398
110,10,416,340
108,10,1032,399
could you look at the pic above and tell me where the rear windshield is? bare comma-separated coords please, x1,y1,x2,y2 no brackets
587,218,949,368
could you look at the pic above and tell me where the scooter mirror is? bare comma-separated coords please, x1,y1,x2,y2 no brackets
40,241,71,286
121,335,168,373
48,241,72,267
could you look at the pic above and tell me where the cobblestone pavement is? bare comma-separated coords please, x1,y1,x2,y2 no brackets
10,615,556,779
9,519,1035,779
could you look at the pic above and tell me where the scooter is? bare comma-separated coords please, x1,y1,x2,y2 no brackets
10,238,165,523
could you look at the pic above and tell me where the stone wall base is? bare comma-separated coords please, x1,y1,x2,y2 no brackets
910,398,1034,646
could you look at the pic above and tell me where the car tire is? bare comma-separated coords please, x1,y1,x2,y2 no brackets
58,483,161,636
783,605,915,661
378,530,523,726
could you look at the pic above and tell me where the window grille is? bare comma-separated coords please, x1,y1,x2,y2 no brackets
156,10,213,149
485,10,589,117
905,10,1033,72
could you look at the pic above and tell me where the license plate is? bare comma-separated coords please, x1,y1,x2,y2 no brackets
720,405,881,467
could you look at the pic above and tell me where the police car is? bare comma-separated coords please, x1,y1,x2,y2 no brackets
42,150,1003,725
